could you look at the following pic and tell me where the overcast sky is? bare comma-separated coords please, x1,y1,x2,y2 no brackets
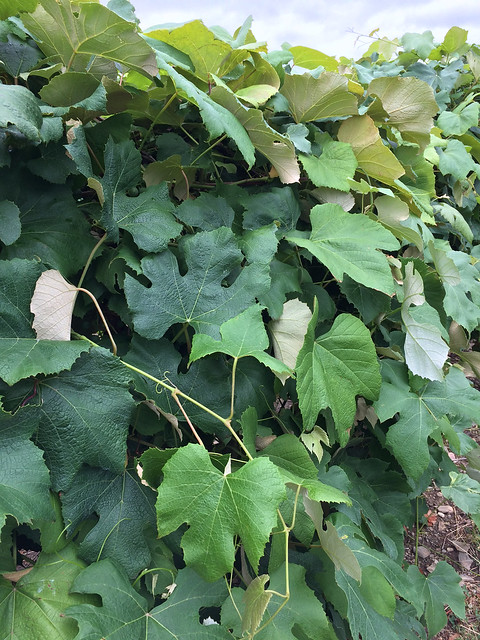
123,0,480,58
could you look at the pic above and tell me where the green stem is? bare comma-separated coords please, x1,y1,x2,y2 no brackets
77,233,106,288
191,134,227,166
76,288,117,356
228,357,239,421
138,93,178,153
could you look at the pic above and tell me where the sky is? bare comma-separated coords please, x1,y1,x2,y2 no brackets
124,0,480,58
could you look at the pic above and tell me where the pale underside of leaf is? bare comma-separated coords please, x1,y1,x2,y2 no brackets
31,269,78,340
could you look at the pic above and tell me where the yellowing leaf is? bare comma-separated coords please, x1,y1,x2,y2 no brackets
338,115,405,185
269,298,312,384
289,46,338,71
30,269,78,340
367,76,438,150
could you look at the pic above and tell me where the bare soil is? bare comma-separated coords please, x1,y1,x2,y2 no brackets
404,426,480,640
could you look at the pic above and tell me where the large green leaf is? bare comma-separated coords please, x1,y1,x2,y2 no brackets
0,338,90,386
90,138,182,247
189,305,291,378
124,227,270,339
155,443,285,581
67,561,232,639
367,76,438,150
35,349,135,491
296,304,381,440
222,563,337,639
375,361,480,479
0,258,42,339
407,562,465,637
0,173,94,277
0,84,42,140
0,0,37,20
146,20,237,81
287,203,398,294
299,135,358,192
442,249,480,332
61,466,156,578
281,73,358,123
23,0,157,77
0,406,52,531
0,544,96,640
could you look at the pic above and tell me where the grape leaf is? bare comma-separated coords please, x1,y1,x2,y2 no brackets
375,361,480,479
67,561,233,639
281,73,358,123
176,192,235,231
407,562,465,637
35,349,135,491
212,86,300,184
124,227,270,339
0,406,52,531
0,544,96,640
367,76,438,150
269,298,312,383
0,200,21,246
222,563,337,639
0,338,90,386
287,203,398,295
0,258,42,339
155,52,255,168
338,115,405,185
23,0,157,77
296,303,381,440
259,434,351,504
401,262,449,381
0,172,94,277
0,84,42,140
242,575,273,635
299,134,358,192
31,269,78,340
241,186,301,234
91,138,182,248
189,305,291,378
61,466,156,578
155,443,285,581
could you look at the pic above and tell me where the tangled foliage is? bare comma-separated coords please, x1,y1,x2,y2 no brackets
0,2,479,638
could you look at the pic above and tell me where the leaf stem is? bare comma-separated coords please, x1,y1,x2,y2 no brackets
228,356,239,421
77,233,107,288
171,392,205,447
138,93,178,153
76,288,117,356
191,134,227,166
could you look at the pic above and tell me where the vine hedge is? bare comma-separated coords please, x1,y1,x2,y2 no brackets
0,2,480,638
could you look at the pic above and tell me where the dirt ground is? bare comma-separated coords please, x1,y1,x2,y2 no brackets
404,425,480,640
